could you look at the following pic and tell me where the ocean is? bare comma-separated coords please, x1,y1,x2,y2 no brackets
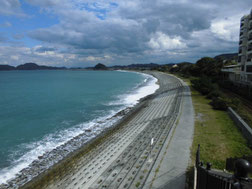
0,70,159,184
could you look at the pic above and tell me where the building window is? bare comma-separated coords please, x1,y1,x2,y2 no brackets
248,54,252,61
242,65,245,71
249,35,252,41
238,56,241,62
247,65,252,72
249,46,252,51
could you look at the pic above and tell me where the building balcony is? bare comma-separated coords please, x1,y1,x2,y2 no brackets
250,18,252,24
240,32,243,36
221,65,241,74
221,69,240,73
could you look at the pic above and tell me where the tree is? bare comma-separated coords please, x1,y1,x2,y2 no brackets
193,57,223,78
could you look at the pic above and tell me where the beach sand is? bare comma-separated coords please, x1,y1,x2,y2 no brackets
3,71,194,189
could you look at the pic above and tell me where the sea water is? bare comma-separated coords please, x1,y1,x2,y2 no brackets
0,70,158,184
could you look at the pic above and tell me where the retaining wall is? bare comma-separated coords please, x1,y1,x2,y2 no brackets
228,107,252,146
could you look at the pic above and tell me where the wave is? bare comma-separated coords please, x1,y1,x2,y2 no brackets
0,71,159,185
122,73,158,106
108,71,159,106
0,110,122,184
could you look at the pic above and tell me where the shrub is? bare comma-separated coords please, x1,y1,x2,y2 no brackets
210,97,229,110
228,98,241,110
206,90,221,99
191,77,218,95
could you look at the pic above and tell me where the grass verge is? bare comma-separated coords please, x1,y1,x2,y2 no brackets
221,90,252,128
173,73,252,168
172,73,252,188
190,87,252,169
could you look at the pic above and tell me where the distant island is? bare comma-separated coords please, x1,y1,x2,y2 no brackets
0,63,66,71
94,63,108,70
0,53,238,71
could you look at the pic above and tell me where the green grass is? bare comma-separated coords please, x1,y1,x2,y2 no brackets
238,107,252,128
221,89,252,128
191,88,252,169
166,72,252,189
172,73,252,170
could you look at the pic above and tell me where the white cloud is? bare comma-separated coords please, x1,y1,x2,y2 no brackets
86,56,101,61
85,55,112,62
1,0,251,66
148,32,186,50
211,15,241,42
10,55,19,60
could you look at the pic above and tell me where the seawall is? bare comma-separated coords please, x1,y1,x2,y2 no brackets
228,107,252,146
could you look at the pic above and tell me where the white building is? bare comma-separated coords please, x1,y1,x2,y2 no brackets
239,9,252,82
222,9,252,84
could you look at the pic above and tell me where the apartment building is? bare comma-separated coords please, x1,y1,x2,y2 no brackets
238,9,252,82
222,9,252,84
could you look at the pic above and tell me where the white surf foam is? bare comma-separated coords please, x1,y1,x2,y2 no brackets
0,71,159,185
113,71,159,106
0,112,119,185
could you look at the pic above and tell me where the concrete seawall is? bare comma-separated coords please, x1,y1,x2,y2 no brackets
228,107,252,146
1,72,194,189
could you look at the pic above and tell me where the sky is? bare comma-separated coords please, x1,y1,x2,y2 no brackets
0,0,251,67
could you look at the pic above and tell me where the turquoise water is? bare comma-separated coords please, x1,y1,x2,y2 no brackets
0,70,158,183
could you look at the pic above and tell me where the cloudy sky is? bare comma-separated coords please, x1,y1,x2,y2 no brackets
0,0,251,67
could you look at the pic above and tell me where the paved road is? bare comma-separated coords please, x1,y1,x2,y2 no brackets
30,72,194,189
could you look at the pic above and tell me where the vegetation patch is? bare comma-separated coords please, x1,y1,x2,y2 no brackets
135,182,140,187
171,73,252,189
190,81,252,169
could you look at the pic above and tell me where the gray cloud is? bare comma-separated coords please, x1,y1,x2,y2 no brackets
34,46,57,53
1,0,252,66
24,0,63,7
0,0,26,17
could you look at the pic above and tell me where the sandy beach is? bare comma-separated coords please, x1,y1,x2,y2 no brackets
2,71,194,189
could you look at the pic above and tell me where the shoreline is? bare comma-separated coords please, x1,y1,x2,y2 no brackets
0,71,160,189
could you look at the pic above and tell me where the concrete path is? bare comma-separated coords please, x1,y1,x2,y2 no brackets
19,72,194,189
143,80,194,189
